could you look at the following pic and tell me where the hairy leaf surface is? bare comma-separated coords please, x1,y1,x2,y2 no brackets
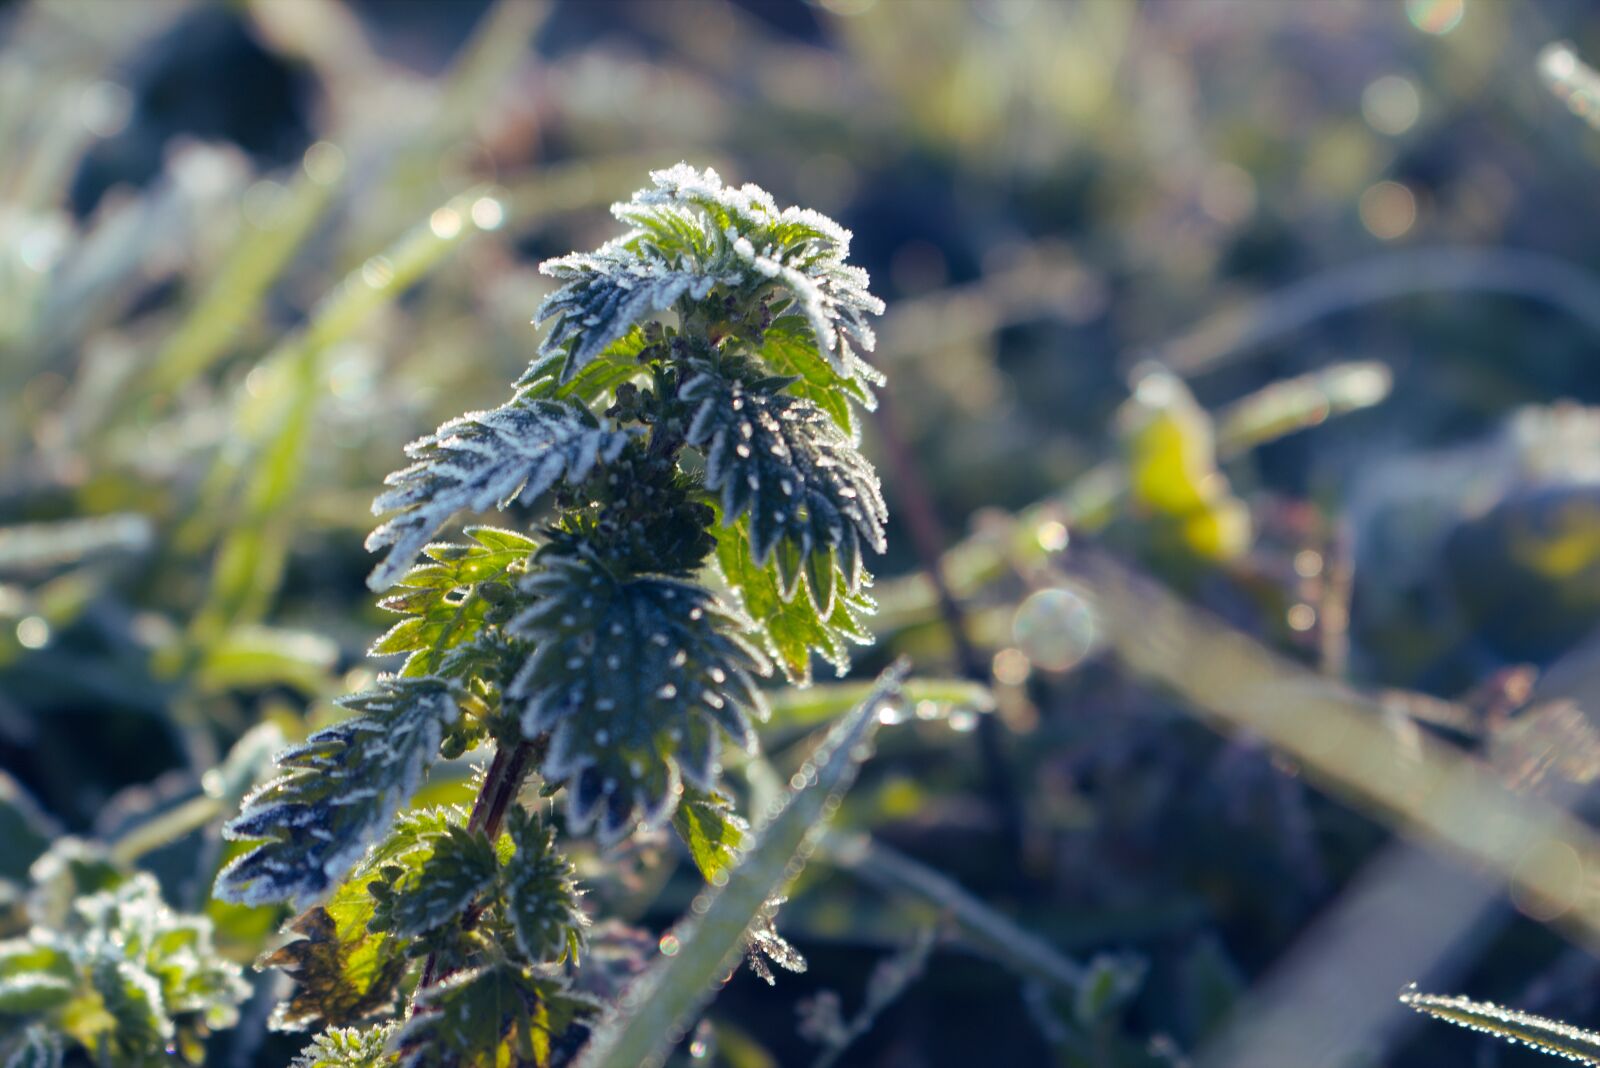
393,962,597,1068
503,811,585,965
509,557,769,842
367,398,632,591
372,528,536,678
217,678,460,906
713,520,873,685
685,372,886,600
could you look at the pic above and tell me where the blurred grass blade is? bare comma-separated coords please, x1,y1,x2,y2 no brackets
1212,360,1392,458
766,677,993,730
170,186,503,669
574,662,908,1068
874,361,1392,631
1400,987,1600,1064
0,513,151,571
827,832,1083,992
1067,550,1600,948
141,149,343,397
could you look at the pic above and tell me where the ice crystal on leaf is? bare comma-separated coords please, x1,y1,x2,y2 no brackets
366,398,633,591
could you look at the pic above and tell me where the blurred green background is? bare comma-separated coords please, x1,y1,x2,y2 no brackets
9,0,1600,1065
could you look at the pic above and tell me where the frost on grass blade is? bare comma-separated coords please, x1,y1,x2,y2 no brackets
215,677,459,907
571,663,907,1068
1401,986,1600,1064
685,371,886,607
366,398,632,591
507,555,770,843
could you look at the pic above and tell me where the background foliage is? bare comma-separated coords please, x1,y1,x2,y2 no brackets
7,0,1600,1065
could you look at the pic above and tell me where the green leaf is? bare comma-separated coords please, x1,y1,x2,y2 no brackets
671,785,748,885
684,371,886,605
571,663,906,1068
393,961,598,1068
1401,987,1600,1064
756,315,877,439
713,520,873,686
369,825,497,943
372,528,536,679
83,956,169,1061
217,677,461,906
508,555,770,842
289,1024,398,1068
503,810,585,965
366,397,635,591
261,808,459,1031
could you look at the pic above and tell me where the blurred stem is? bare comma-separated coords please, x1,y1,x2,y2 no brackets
871,392,1028,877
825,831,1083,992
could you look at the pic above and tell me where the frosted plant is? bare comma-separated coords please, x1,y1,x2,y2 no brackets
0,858,249,1068
214,165,889,1065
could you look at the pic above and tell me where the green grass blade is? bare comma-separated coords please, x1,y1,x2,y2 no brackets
573,662,909,1068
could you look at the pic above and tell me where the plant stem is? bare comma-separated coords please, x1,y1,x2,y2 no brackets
416,737,539,993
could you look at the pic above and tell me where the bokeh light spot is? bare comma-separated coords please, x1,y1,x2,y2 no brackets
1359,180,1416,240
1405,0,1464,35
1362,74,1421,135
1012,588,1097,673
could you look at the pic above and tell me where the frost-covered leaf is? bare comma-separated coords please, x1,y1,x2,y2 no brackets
372,527,537,678
535,164,883,393
626,164,884,385
262,809,459,1032
743,895,806,986
366,397,633,591
369,825,497,943
671,785,747,885
217,678,460,906
393,961,597,1068
685,372,886,603
0,1025,62,1068
508,556,770,843
536,244,733,384
503,810,585,965
713,520,873,686
290,1024,397,1068
1401,987,1600,1064
1,876,248,1066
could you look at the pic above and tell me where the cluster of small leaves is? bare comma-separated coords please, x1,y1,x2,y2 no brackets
261,807,585,1037
217,165,886,1066
1,853,248,1068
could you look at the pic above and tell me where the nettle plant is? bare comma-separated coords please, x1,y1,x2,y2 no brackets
214,165,890,1065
